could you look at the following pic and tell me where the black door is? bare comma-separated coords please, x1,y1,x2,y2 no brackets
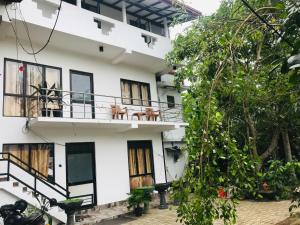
66,142,97,206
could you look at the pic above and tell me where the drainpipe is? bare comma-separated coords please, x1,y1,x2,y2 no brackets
161,132,168,183
122,1,127,24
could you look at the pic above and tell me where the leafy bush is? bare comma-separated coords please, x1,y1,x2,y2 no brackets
261,160,300,200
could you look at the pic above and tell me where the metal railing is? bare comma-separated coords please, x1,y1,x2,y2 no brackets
27,88,184,123
0,153,69,200
0,153,95,207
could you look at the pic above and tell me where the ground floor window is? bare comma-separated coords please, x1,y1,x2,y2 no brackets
127,141,154,190
3,143,54,182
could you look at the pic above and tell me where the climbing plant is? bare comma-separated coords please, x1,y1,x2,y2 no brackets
168,0,300,224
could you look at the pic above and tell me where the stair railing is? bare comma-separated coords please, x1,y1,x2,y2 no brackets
0,152,69,201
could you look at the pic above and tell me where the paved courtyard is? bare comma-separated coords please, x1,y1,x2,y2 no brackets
98,200,298,225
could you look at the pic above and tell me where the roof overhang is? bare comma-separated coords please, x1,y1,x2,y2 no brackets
101,0,201,25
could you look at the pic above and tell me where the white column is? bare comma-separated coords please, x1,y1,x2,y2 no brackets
77,0,81,8
163,18,170,38
122,1,127,23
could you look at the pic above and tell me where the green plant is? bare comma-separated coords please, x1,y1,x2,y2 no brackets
127,189,144,211
261,160,300,200
127,186,154,210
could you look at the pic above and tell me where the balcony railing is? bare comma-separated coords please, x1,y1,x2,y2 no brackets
27,89,184,124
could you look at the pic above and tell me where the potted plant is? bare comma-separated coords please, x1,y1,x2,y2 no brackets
31,81,63,117
127,189,144,217
136,186,154,213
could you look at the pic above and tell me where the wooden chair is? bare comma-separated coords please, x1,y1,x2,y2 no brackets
111,105,128,120
145,107,160,121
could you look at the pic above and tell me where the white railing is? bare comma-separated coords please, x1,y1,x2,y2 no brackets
27,89,184,123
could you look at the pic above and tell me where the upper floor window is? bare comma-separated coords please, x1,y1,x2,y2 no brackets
121,79,151,106
3,59,62,117
167,95,175,108
62,0,76,5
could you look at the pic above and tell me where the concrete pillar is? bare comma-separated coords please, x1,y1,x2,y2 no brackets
122,1,127,23
163,18,169,38
77,0,81,8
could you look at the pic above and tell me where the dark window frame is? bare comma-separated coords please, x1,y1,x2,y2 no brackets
3,58,62,117
167,95,175,108
120,79,151,106
69,70,95,119
2,143,55,183
62,0,77,5
127,140,155,181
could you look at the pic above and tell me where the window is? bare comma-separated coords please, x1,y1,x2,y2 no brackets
62,0,77,5
121,79,151,106
167,95,175,108
3,143,55,182
127,141,154,190
3,59,62,117
81,0,100,14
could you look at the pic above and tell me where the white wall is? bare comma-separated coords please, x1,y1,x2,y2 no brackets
0,0,172,60
0,38,167,205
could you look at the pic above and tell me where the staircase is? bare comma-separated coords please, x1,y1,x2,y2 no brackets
0,153,69,223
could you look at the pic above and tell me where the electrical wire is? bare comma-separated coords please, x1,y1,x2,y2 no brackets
4,0,62,56
239,0,294,48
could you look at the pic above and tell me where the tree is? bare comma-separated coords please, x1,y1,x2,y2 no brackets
167,0,300,224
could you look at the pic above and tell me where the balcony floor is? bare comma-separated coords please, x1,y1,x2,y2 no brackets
28,117,188,132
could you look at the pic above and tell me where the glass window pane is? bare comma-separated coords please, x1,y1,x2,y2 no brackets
46,68,61,90
26,98,39,117
121,81,131,104
145,148,152,173
31,144,50,178
5,61,24,95
71,73,92,102
4,96,24,117
141,84,150,106
3,144,29,170
137,148,145,174
26,64,43,96
132,83,141,105
128,148,137,176
67,153,93,184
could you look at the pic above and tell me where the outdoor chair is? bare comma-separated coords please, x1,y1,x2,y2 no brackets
111,105,128,120
145,107,161,121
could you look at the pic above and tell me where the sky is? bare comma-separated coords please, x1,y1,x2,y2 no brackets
170,0,222,39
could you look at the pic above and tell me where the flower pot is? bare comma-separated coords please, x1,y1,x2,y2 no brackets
41,108,51,117
143,202,149,214
52,108,62,117
134,206,143,217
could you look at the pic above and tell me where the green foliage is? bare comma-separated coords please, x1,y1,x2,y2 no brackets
262,160,300,199
167,0,300,224
127,186,154,210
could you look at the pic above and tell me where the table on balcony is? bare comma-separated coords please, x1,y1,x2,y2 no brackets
131,112,146,120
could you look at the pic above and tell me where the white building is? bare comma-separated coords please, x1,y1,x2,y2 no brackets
0,0,200,223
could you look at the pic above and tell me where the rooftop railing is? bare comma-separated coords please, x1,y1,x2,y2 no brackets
27,89,184,123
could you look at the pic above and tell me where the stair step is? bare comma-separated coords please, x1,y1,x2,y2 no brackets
13,182,19,187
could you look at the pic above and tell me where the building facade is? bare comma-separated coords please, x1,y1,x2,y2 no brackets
0,0,200,223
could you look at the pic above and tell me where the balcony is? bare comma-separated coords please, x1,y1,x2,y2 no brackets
26,89,187,132
0,0,200,72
